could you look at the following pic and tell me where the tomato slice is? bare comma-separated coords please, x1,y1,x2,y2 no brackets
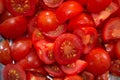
44,64,65,77
73,26,98,54
35,40,55,64
54,33,83,64
4,0,36,16
102,17,120,42
61,59,87,75
64,75,83,80
43,0,64,8
3,64,26,80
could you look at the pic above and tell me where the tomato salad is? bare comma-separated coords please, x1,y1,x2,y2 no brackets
0,0,120,80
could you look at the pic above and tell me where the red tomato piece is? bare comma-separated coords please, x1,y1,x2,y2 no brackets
44,64,65,77
110,60,120,76
115,40,120,59
91,2,118,26
95,71,109,80
61,59,87,75
64,75,83,80
18,49,42,70
37,10,59,32
56,1,83,24
35,40,55,64
11,37,32,61
85,48,111,76
87,0,111,13
43,24,67,40
67,13,95,32
81,71,95,80
27,72,46,80
73,26,98,54
102,17,120,42
0,0,5,15
43,0,64,8
0,16,27,39
0,39,12,65
3,64,26,80
4,0,36,16
54,33,83,64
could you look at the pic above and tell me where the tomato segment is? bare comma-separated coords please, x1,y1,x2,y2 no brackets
4,0,36,16
54,33,83,64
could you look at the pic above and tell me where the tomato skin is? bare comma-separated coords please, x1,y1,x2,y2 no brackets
67,13,95,32
0,16,27,39
115,40,120,59
18,49,42,70
87,0,111,13
85,48,111,76
43,0,64,8
110,60,120,76
64,75,83,80
3,64,26,80
37,10,59,32
54,33,83,64
4,0,36,16
0,0,5,15
102,17,120,42
11,37,32,61
0,40,12,65
56,1,83,24
61,59,87,75
73,26,98,54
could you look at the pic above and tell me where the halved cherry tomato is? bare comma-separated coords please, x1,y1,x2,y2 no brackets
0,16,27,39
0,39,12,65
54,33,83,64
73,26,98,54
61,59,87,75
43,0,64,8
4,0,36,16
115,40,120,59
18,49,42,70
67,13,95,32
44,64,65,77
37,10,59,32
35,40,55,64
3,64,26,80
85,48,111,76
87,0,111,13
11,37,32,61
56,1,83,23
64,75,83,80
102,17,120,42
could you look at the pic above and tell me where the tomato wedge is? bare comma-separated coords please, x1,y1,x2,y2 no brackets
54,33,83,64
4,0,36,16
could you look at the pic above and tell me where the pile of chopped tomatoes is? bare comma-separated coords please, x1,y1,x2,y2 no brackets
0,0,120,80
